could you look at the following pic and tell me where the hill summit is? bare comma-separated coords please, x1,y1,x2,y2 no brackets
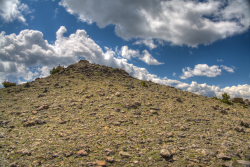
0,60,250,167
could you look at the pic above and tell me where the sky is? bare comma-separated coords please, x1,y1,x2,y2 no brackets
0,0,250,99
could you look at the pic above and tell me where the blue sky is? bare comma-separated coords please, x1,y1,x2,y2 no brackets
0,0,250,98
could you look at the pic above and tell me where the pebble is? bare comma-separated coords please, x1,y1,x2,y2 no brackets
76,150,88,156
217,153,231,160
96,160,107,167
160,148,173,161
119,151,131,158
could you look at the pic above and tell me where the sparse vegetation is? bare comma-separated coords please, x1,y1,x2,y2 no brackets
220,93,232,105
141,81,148,87
50,65,64,75
0,60,249,167
2,81,16,88
24,82,31,88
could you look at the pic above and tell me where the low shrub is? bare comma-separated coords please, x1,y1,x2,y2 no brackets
24,82,31,88
141,81,148,87
50,65,64,75
221,93,232,105
2,81,16,88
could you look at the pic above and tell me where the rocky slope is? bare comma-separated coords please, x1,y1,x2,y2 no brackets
0,60,250,167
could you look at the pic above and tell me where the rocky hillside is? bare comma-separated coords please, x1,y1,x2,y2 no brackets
0,60,250,167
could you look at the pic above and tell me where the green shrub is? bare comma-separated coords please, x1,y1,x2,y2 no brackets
24,82,31,88
2,81,16,88
221,93,232,105
50,65,64,75
141,81,148,87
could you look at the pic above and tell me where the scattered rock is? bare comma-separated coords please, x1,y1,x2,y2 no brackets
32,110,38,114
23,119,46,127
235,127,245,133
222,161,233,167
125,102,141,109
115,108,121,112
106,156,115,163
113,121,121,126
43,88,49,93
115,92,121,97
217,153,231,160
149,110,159,115
37,94,46,98
105,149,115,156
119,151,131,158
236,160,250,166
160,148,174,161
76,149,88,156
9,162,18,167
0,132,5,138
18,149,32,156
96,160,107,167
175,97,183,103
240,121,250,128
37,104,49,111
64,152,73,157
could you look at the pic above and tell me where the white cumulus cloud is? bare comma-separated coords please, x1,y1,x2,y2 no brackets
133,39,157,49
0,0,30,23
0,26,250,99
60,0,250,47
120,46,163,65
180,64,235,79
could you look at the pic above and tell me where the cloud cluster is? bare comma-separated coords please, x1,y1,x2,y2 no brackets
180,64,234,79
133,39,157,49
0,0,29,23
60,0,250,47
120,46,163,65
1,26,250,99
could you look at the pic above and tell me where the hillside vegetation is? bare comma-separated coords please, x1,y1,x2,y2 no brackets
0,60,250,167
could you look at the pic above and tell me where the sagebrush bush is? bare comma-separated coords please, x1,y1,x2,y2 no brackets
24,82,31,88
141,81,148,87
221,93,232,105
2,81,16,88
50,66,64,75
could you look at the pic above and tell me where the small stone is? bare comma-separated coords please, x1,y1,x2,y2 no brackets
96,160,107,167
10,162,18,167
38,94,46,98
106,156,115,163
119,151,131,158
113,121,121,126
23,119,46,127
0,132,5,138
115,108,121,112
76,150,88,156
64,152,73,157
37,104,49,111
240,121,250,128
160,149,173,161
105,149,115,156
236,160,250,166
18,149,32,156
223,161,233,167
133,160,139,164
149,110,159,115
235,127,245,133
32,110,38,114
115,92,121,97
166,132,174,138
217,153,231,160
